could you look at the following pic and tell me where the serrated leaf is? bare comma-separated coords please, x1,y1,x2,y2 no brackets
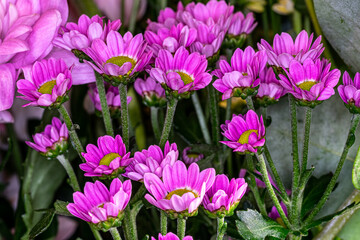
54,200,72,216
352,146,360,189
236,209,289,240
235,220,261,240
29,209,55,239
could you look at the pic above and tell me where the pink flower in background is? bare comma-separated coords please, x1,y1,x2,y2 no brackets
258,30,324,69
80,135,132,179
67,178,131,230
83,30,152,84
220,110,265,153
26,117,68,158
0,64,16,115
54,14,121,51
147,4,182,32
134,76,166,107
182,147,204,165
228,12,257,36
203,174,247,217
144,161,215,218
17,58,72,108
152,232,193,240
279,59,340,105
88,84,132,117
150,47,212,97
255,67,285,106
213,47,267,100
338,71,360,114
93,0,147,26
269,202,288,221
145,23,197,56
124,141,178,182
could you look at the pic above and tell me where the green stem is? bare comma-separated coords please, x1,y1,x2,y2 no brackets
95,73,114,137
130,185,147,205
247,156,267,216
246,96,255,111
151,107,161,141
177,218,186,239
301,107,312,174
191,92,211,144
160,211,167,235
261,8,269,41
128,0,140,32
123,206,136,240
5,124,23,176
269,0,280,34
159,97,178,148
304,114,360,224
216,217,227,240
208,85,220,145
292,10,302,34
58,105,85,161
119,83,130,150
90,226,103,240
56,155,80,192
256,153,292,229
110,228,122,240
264,144,289,204
158,0,167,10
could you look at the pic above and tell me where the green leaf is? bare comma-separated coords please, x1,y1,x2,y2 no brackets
302,202,360,231
28,209,55,240
236,209,289,240
352,146,360,189
54,200,72,217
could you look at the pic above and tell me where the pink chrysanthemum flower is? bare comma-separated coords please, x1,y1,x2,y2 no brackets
54,14,121,52
338,71,360,114
152,232,193,240
203,174,247,218
213,47,267,100
255,67,285,106
134,76,167,107
220,110,265,153
182,147,204,165
26,117,68,158
67,178,131,230
88,84,132,117
269,202,288,225
279,59,340,107
145,23,197,56
17,58,72,108
150,47,212,98
147,4,181,32
83,30,152,85
228,12,257,36
79,135,132,179
258,30,324,69
124,141,178,182
144,161,215,219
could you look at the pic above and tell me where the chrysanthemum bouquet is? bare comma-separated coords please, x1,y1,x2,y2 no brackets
1,0,360,239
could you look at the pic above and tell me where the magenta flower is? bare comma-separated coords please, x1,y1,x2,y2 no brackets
228,12,257,36
152,232,193,240
17,58,72,108
144,161,215,219
54,14,121,52
150,47,212,98
134,76,166,107
145,23,197,56
255,67,285,106
88,84,132,117
124,141,178,182
79,135,132,179
203,174,247,218
83,30,152,85
258,30,324,69
0,64,16,114
147,5,180,32
279,59,340,106
25,117,68,158
269,202,288,222
67,178,131,230
182,147,204,165
220,110,265,153
213,47,267,100
338,71,360,114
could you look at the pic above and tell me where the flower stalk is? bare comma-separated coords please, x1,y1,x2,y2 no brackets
110,228,122,240
301,107,312,174
216,217,227,240
151,107,161,141
119,83,130,149
177,218,186,240
159,97,178,148
160,211,167,235
56,155,80,192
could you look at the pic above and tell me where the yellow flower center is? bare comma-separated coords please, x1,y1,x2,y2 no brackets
176,71,194,85
297,80,316,91
165,189,198,200
187,153,199,159
238,129,258,144
99,153,121,166
38,80,56,94
106,56,136,75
